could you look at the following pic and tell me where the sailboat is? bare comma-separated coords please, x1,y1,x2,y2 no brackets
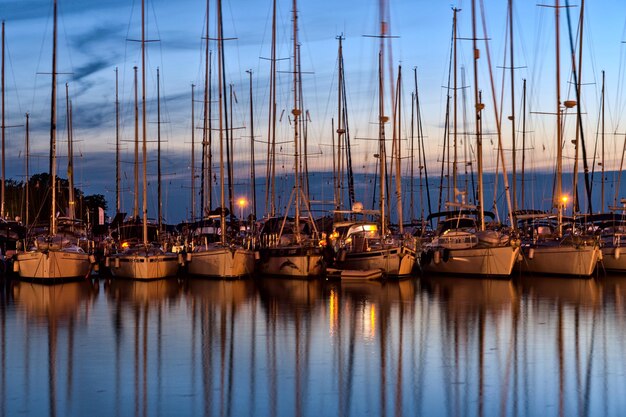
421,2,520,277
256,0,325,279
107,0,178,280
515,0,600,277
14,0,93,281
0,22,26,266
330,3,416,279
186,0,255,279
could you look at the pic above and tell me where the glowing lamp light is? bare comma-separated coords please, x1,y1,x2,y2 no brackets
121,242,129,249
237,198,247,220
561,195,568,205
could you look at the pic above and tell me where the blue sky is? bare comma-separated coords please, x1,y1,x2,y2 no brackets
1,0,626,222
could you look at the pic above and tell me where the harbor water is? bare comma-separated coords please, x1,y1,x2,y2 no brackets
1,273,625,416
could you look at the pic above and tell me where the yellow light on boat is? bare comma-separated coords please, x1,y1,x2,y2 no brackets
561,195,569,204
121,241,129,249
238,198,247,220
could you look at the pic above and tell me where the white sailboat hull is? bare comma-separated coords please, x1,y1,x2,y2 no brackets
257,246,325,278
110,252,179,280
517,244,600,277
187,246,255,278
15,250,91,281
423,245,520,277
601,246,626,271
336,246,416,277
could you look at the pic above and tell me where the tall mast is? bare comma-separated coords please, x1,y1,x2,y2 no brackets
227,83,234,220
336,35,344,212
217,0,226,245
566,0,591,213
452,7,459,200
50,0,58,235
521,78,527,207
157,67,162,233
246,70,257,221
265,0,277,217
65,83,74,221
472,0,485,230
393,66,403,233
141,0,148,245
554,0,562,211
509,0,517,210
191,83,195,220
115,67,120,214
201,0,211,215
410,91,415,221
1,21,5,218
133,65,139,218
292,0,301,242
601,70,605,211
571,0,583,211
25,113,29,226
378,50,386,236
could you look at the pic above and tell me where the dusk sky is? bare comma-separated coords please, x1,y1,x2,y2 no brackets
1,0,626,222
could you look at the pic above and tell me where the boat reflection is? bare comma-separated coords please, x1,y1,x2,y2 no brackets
10,280,98,417
104,278,182,417
183,277,256,417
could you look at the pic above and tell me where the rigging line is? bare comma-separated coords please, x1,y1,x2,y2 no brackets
4,32,23,115
565,0,593,213
479,0,514,227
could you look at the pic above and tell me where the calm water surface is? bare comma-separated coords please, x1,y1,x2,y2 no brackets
1,273,625,417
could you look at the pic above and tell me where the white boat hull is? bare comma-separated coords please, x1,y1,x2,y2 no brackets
517,244,600,277
15,250,91,281
187,247,255,278
598,246,626,271
336,246,416,277
422,245,520,277
110,253,179,280
257,246,325,278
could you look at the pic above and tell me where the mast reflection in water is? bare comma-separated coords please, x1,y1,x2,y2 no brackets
0,274,624,416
